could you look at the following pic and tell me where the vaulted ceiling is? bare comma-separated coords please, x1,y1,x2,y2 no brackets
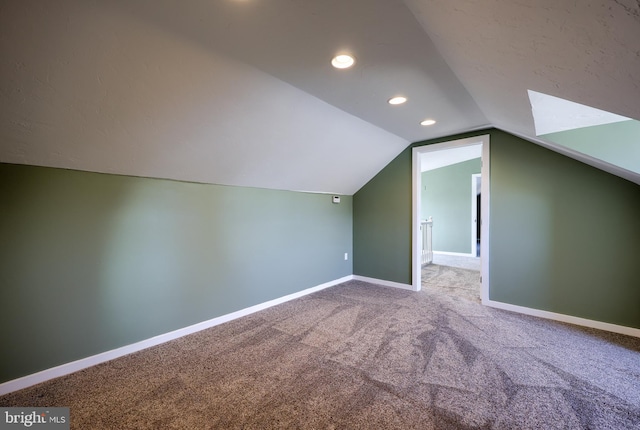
2,0,639,194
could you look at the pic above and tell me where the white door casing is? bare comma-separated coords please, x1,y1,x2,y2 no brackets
412,134,490,304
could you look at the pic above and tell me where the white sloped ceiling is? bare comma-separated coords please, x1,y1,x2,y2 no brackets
1,0,638,192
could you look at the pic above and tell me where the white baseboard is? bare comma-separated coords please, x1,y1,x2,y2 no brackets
0,275,352,396
352,275,415,291
433,251,476,258
483,299,640,338
7,276,635,396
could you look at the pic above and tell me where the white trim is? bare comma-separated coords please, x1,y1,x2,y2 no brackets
352,275,414,291
412,144,421,291
0,275,352,396
433,251,474,257
484,299,640,339
413,135,491,300
480,139,490,303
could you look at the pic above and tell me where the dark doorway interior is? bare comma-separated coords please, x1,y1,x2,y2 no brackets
476,192,481,257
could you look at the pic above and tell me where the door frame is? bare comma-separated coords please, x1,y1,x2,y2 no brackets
412,134,490,303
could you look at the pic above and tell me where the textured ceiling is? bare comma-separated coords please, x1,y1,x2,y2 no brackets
406,0,640,133
406,0,640,184
1,0,639,193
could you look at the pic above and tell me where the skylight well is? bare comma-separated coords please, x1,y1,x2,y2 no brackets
528,90,640,175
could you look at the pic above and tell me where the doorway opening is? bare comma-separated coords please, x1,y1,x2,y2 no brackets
412,135,490,304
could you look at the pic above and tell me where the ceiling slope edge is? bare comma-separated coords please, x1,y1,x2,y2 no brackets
497,127,640,186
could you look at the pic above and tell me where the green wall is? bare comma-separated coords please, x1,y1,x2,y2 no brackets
353,128,640,329
490,130,640,327
353,149,412,284
541,120,640,175
0,163,352,383
422,158,481,254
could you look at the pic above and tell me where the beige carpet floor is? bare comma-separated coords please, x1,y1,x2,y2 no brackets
422,263,481,303
1,280,639,429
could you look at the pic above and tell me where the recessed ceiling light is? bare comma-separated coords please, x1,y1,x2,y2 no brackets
331,54,355,69
388,96,407,105
420,119,436,126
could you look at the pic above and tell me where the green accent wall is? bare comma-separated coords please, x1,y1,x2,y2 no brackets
0,163,352,383
353,128,640,329
541,120,640,174
353,149,412,284
422,158,481,254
